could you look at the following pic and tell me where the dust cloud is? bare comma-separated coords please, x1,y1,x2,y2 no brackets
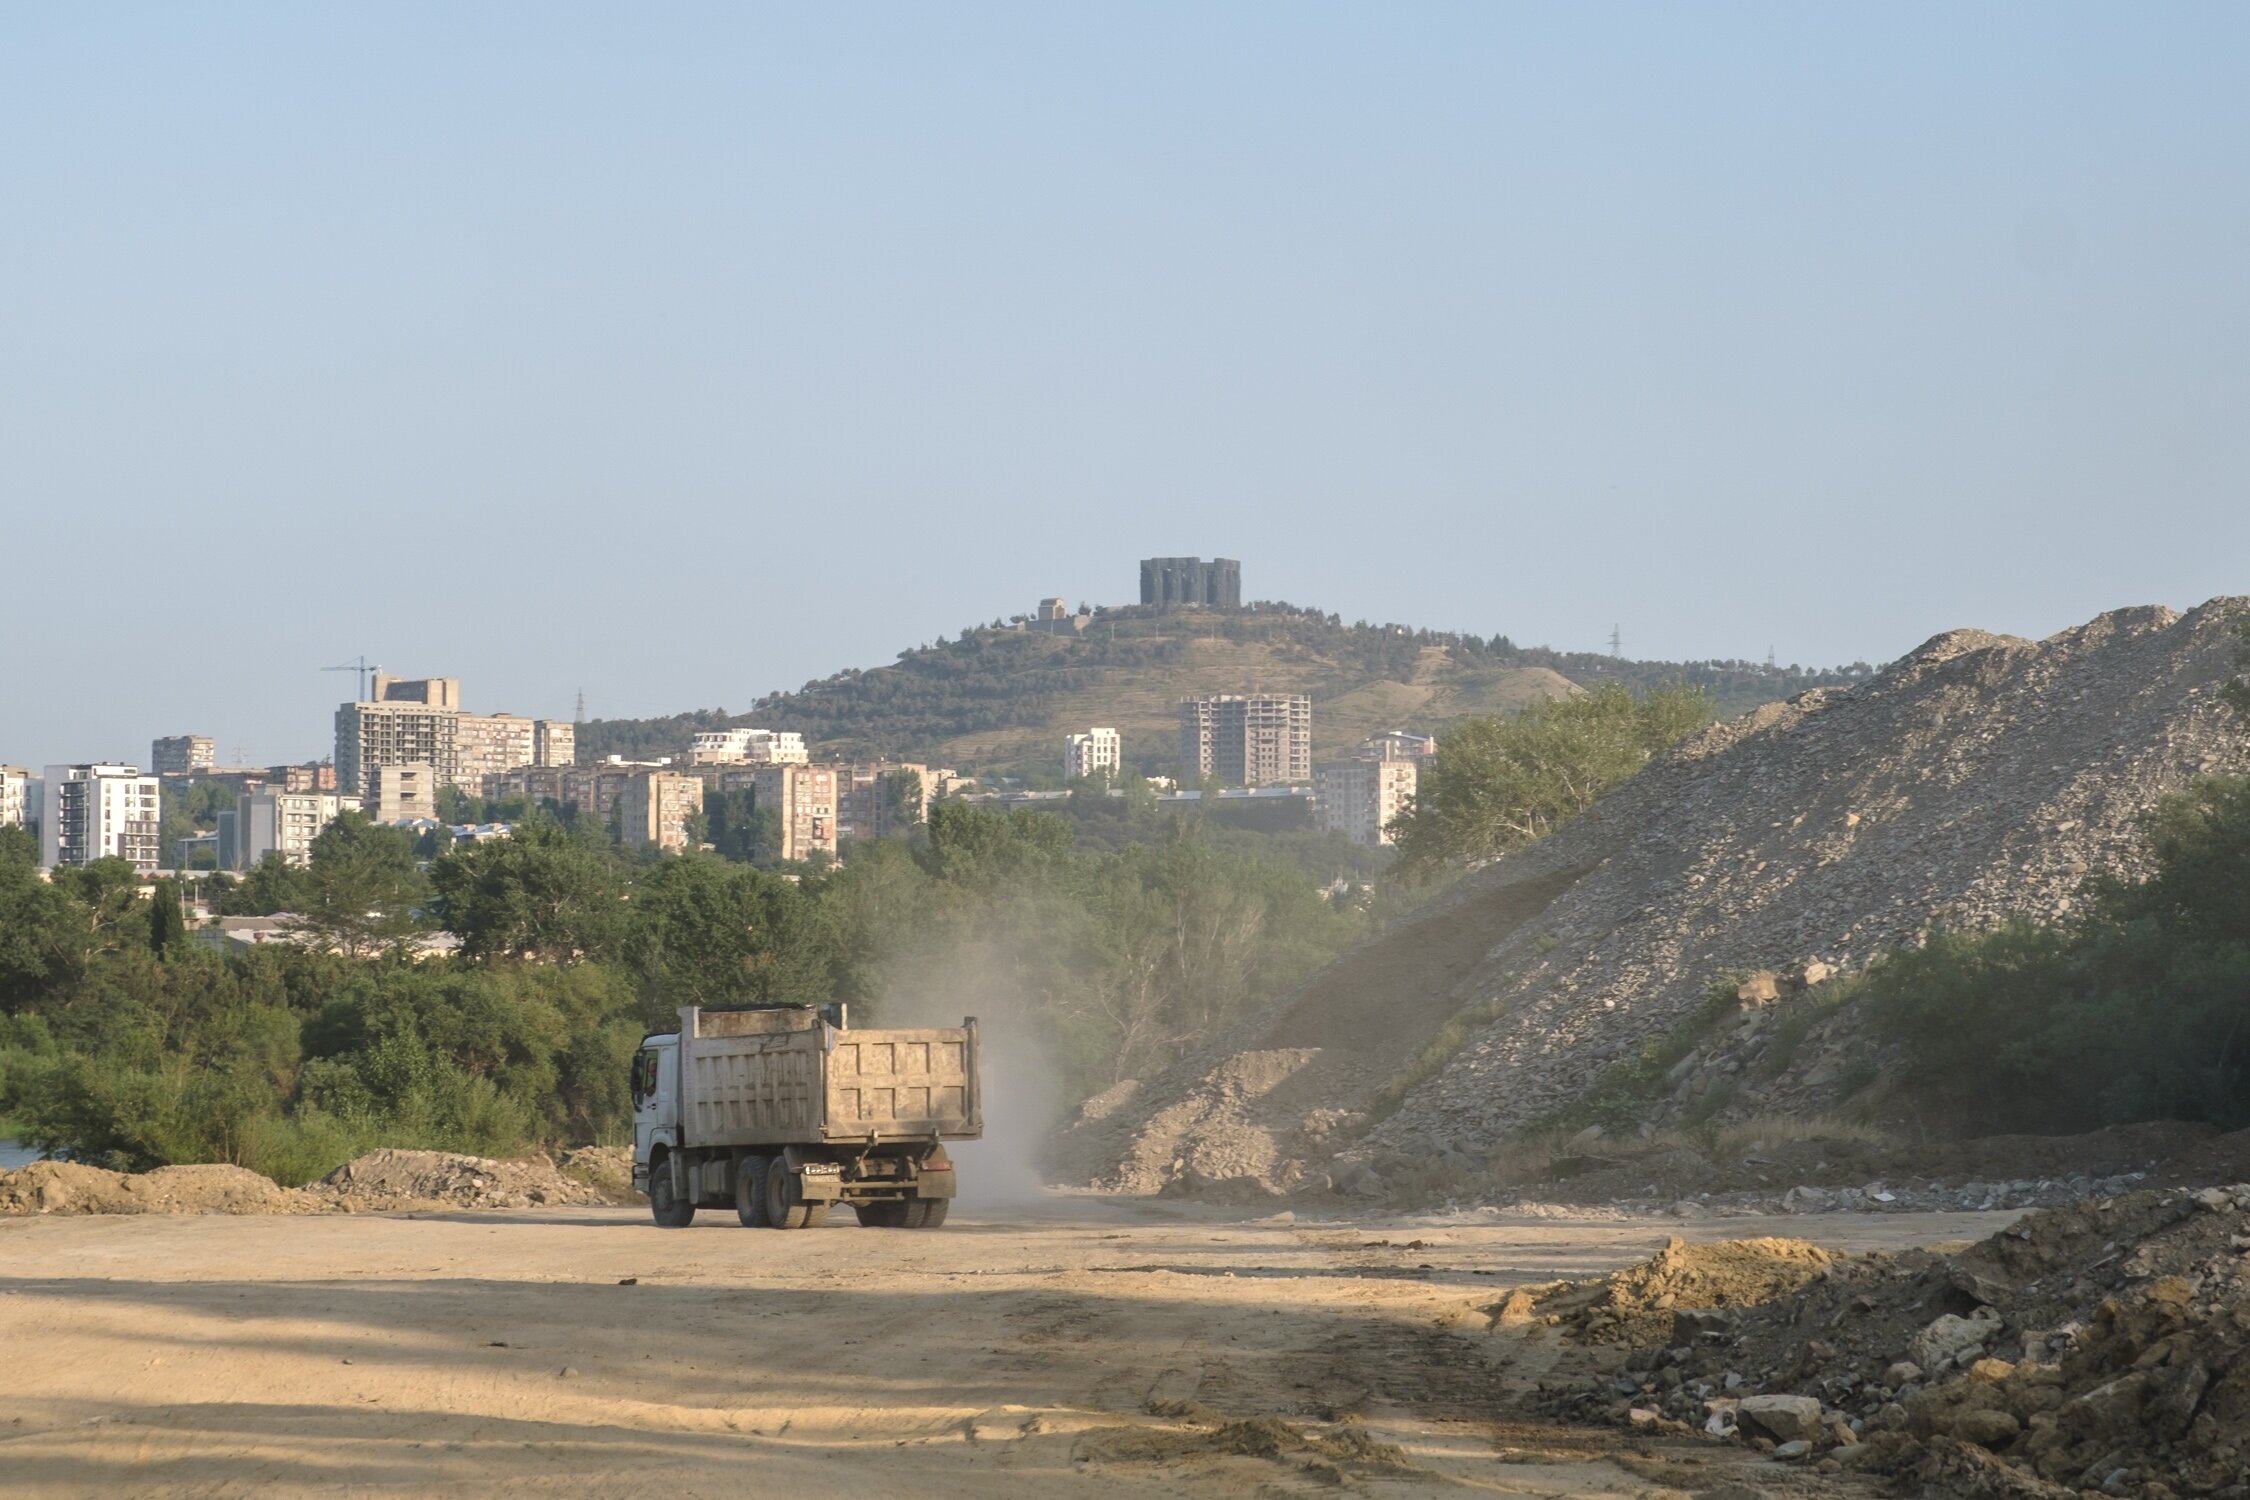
865,937,1067,1208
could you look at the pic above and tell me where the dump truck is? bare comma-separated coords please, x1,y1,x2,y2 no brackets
629,1004,981,1229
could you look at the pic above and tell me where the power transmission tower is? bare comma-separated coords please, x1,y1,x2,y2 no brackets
575,689,586,724
1608,624,1622,658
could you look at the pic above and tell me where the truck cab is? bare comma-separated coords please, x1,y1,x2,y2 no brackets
628,1033,679,1198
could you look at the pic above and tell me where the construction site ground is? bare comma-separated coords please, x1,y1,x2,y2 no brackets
0,1196,2021,1499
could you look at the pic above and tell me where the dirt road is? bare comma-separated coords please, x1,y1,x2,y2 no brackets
0,1198,2021,1498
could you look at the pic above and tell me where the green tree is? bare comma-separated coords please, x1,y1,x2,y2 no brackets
919,802,1074,886
428,814,625,963
215,854,316,916
1390,682,1711,878
622,855,834,1014
298,812,425,958
148,877,189,958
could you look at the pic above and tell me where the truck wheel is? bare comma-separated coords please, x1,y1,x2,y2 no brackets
649,1164,695,1228
854,1201,905,1228
901,1198,949,1229
736,1156,771,1228
765,1164,815,1230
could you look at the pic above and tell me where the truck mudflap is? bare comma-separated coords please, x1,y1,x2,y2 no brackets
915,1167,957,1199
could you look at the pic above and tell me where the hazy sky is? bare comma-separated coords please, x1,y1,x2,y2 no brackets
5,5,2246,769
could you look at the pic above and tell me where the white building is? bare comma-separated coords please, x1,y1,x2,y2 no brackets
236,789,348,868
1314,756,1418,848
41,764,162,872
688,728,809,764
0,766,29,830
1063,727,1122,782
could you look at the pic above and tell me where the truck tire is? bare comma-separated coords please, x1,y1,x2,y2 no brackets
854,1201,905,1228
901,1197,949,1229
736,1156,771,1228
766,1164,827,1230
649,1163,695,1228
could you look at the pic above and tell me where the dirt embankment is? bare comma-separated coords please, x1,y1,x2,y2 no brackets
0,1147,637,1216
1513,1186,2250,1497
1057,600,2250,1209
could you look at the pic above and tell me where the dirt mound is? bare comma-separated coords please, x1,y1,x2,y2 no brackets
312,1150,626,1210
0,1161,318,1215
556,1145,637,1201
1526,1186,2250,1496
1496,1237,1837,1346
1060,600,2250,1202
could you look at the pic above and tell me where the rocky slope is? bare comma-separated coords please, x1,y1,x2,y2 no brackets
1051,599,2250,1197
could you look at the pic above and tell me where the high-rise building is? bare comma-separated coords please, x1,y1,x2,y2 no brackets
151,735,216,776
837,763,931,843
40,764,162,872
687,728,808,764
1063,728,1122,782
235,789,348,868
1178,695,1311,787
0,766,30,829
366,762,437,823
1314,755,1418,847
1140,557,1241,608
752,763,840,863
334,679,571,794
617,771,705,853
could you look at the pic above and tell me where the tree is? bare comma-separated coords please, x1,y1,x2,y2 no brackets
622,856,834,1013
918,802,1073,886
1390,683,1711,878
148,877,189,958
428,814,625,963
298,812,426,958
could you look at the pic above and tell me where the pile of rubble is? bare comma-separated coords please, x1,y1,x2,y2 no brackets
312,1148,634,1210
1056,600,2250,1202
1515,1187,2250,1496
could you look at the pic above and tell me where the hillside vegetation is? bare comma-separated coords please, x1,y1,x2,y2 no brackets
580,603,1865,774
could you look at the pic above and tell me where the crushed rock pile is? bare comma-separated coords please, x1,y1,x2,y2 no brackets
1053,600,2250,1201
1518,1187,2250,1497
312,1149,633,1210
0,1162,319,1215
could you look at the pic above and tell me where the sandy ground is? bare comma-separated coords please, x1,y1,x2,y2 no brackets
0,1196,2023,1499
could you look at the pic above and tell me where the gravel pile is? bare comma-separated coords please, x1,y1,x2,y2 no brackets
1522,1187,2250,1496
1058,599,2250,1201
312,1149,632,1210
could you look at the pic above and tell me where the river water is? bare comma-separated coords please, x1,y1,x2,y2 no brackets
0,1140,41,1170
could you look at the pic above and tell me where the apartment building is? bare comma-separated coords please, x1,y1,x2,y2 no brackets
687,727,808,764
1140,556,1242,608
752,763,840,863
481,766,569,806
366,762,437,823
235,789,348,868
1314,755,1418,847
617,771,705,853
40,764,162,872
1063,727,1122,781
334,678,570,795
1178,694,1312,787
534,719,575,768
1364,730,1438,764
151,735,216,776
837,762,931,842
0,766,30,829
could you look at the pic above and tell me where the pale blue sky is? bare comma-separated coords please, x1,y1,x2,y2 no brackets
4,5,2246,768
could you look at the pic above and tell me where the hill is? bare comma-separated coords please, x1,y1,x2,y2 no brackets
577,603,1866,775
1050,598,2250,1194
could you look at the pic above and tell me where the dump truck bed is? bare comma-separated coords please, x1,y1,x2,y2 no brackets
677,1006,982,1148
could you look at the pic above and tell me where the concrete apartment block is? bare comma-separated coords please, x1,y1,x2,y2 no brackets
1314,755,1418,847
237,789,348,868
1139,556,1241,608
1178,694,1312,787
687,728,808,765
617,771,705,853
150,735,215,776
367,762,437,824
753,763,840,863
0,766,28,830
